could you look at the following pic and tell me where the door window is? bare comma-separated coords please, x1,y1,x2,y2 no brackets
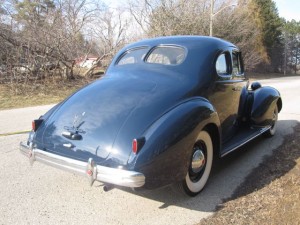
232,52,243,76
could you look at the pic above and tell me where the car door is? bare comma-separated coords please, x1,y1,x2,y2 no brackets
208,49,246,143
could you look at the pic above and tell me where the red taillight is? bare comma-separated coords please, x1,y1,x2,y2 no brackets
132,137,145,154
32,119,43,132
32,121,36,131
132,139,138,154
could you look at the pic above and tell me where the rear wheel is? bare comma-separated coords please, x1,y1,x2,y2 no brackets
180,130,213,196
264,105,278,138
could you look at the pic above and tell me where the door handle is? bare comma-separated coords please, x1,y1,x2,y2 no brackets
62,131,82,140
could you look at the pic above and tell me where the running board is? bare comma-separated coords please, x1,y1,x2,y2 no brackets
220,126,270,157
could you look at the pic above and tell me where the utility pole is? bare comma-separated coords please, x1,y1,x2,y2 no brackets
210,0,214,37
209,1,236,37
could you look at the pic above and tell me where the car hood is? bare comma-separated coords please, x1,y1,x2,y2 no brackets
36,70,195,167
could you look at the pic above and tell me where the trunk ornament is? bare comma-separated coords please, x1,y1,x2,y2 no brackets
62,112,86,139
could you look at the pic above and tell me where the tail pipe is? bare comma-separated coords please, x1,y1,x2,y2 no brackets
103,185,114,192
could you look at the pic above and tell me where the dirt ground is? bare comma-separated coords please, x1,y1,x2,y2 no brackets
199,123,300,225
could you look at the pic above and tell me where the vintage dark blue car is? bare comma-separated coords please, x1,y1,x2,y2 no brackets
20,36,282,196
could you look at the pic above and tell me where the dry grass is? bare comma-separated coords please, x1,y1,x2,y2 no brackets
200,124,300,225
0,72,296,110
0,67,105,110
0,77,92,110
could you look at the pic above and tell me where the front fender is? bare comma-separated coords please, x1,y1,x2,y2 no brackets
251,86,281,126
131,97,220,189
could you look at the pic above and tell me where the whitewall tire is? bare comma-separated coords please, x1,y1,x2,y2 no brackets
264,105,278,137
181,130,213,196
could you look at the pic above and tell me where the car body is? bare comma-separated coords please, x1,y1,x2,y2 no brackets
20,36,282,196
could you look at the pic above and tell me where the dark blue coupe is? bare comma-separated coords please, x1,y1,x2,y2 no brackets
20,36,282,196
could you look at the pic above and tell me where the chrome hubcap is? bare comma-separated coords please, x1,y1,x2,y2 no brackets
191,149,206,173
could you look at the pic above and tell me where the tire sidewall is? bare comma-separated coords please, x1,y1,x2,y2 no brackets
269,106,278,136
183,130,213,196
264,105,279,138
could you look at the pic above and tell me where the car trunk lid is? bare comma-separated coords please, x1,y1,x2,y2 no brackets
39,76,157,166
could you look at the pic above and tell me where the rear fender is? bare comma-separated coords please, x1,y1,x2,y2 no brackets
251,86,281,126
131,97,220,189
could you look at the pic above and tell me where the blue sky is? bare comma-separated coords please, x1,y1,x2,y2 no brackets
273,0,300,21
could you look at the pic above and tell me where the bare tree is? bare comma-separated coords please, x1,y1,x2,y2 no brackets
127,0,266,70
212,1,266,70
0,0,105,84
82,7,130,77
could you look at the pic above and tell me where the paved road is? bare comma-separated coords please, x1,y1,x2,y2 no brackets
0,76,299,225
0,104,55,134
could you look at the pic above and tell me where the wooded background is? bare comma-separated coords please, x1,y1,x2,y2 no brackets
0,0,299,86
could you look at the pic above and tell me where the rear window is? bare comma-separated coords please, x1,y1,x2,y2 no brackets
117,47,148,65
146,46,186,65
116,45,186,66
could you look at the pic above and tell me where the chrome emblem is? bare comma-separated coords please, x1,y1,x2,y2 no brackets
64,112,86,134
73,112,85,128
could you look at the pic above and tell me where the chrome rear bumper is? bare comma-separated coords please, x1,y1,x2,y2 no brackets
19,142,145,188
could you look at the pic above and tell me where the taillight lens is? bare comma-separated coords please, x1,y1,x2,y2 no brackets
32,119,43,132
132,137,145,154
132,139,138,154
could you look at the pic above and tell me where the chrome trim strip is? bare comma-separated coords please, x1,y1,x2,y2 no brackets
220,126,270,157
19,142,145,188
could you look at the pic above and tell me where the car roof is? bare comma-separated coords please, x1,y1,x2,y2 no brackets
108,35,239,77
122,35,236,51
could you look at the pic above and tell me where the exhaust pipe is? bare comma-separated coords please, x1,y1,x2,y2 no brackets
103,185,114,192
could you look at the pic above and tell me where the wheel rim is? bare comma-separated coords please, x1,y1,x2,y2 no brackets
191,148,206,173
189,143,206,182
184,131,213,194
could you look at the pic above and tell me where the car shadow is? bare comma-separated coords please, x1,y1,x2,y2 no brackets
114,120,299,212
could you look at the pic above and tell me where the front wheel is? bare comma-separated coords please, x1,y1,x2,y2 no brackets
180,130,213,196
264,105,278,138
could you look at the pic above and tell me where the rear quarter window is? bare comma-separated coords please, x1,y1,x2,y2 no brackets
216,52,231,76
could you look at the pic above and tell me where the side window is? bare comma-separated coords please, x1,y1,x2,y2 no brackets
232,52,243,76
216,53,229,76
